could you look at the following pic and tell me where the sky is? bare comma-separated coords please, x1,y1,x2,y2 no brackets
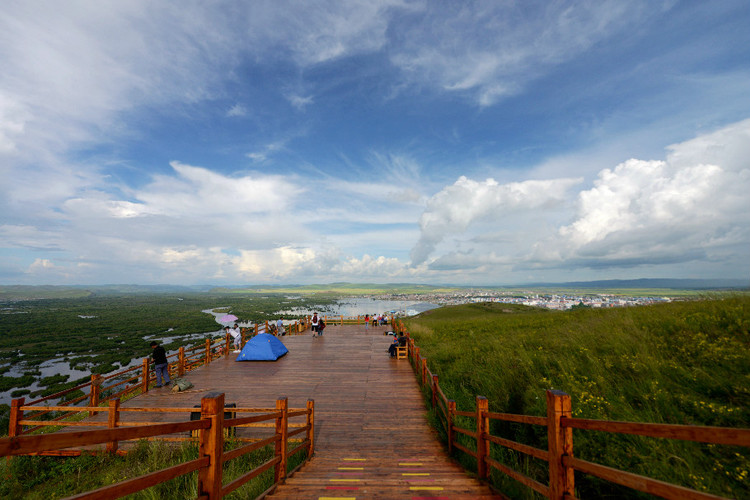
1,0,749,286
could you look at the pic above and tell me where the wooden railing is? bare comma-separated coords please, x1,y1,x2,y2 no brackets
11,335,234,434
394,321,750,500
1,393,314,499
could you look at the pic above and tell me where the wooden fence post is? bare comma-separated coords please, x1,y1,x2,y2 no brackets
306,399,315,458
432,374,439,408
178,347,185,377
275,397,289,483
547,390,574,500
421,358,428,387
142,358,150,393
447,399,456,454
9,398,24,438
198,392,225,500
476,396,489,479
225,333,231,357
106,398,120,453
414,347,420,370
254,324,259,335
205,338,211,365
89,374,101,416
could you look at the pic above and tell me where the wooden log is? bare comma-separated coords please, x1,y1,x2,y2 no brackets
561,417,750,447
447,399,456,455
89,374,101,417
178,347,185,377
563,455,726,500
65,457,209,500
476,396,489,479
306,399,315,458
275,397,289,483
1,420,207,457
141,358,149,394
9,398,23,438
547,390,574,500
106,399,120,454
432,374,439,408
197,393,224,500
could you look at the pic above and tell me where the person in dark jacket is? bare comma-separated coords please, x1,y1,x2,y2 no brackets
150,341,171,388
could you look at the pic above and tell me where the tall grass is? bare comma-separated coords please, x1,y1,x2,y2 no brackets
404,296,749,499
1,438,306,499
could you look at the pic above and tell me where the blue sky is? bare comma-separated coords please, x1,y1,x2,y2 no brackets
1,0,749,286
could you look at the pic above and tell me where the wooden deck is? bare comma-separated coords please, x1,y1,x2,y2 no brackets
76,324,501,498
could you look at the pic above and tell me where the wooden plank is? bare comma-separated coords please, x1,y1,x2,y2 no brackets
561,417,750,446
486,411,546,426
0,420,208,456
64,457,209,500
564,456,728,500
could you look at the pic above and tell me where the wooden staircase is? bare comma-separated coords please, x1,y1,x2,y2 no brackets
270,453,503,499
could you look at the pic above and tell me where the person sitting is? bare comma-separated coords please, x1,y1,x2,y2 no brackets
388,335,399,357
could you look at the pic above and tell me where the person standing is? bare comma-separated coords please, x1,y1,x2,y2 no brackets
277,318,284,336
230,324,242,352
311,313,319,337
364,314,369,330
150,341,171,388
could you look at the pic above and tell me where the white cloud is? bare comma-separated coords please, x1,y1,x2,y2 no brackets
226,104,247,117
532,119,750,270
410,176,582,265
246,141,287,163
286,94,314,111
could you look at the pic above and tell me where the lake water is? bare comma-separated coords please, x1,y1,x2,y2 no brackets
276,297,440,317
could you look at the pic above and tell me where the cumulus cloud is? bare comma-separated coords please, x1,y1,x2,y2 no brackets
539,119,750,269
410,176,582,265
408,119,750,280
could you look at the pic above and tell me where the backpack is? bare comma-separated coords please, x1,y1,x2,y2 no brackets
171,377,194,392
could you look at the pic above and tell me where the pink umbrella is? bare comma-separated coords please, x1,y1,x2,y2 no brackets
220,314,238,323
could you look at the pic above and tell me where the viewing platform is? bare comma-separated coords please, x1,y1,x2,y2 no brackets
60,323,500,498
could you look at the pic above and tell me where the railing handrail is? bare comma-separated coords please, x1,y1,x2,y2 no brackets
2,394,314,500
394,320,750,500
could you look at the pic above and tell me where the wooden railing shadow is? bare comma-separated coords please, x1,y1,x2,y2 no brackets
394,320,750,500
1,393,314,499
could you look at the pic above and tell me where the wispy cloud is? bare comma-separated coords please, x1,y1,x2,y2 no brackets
390,1,664,106
226,103,248,117
286,94,314,111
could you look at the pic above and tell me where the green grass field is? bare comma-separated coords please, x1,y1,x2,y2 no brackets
403,296,749,499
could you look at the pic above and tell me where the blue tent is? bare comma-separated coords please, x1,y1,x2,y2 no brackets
236,333,288,361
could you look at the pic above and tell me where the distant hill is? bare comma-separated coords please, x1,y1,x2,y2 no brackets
2,279,747,301
522,278,749,290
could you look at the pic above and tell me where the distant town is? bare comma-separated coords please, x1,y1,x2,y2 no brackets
377,290,675,311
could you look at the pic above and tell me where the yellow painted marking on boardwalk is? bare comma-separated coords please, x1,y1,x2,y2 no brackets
410,486,444,491
402,473,431,476
319,497,356,500
343,458,367,461
399,462,423,466
330,479,361,482
338,467,365,470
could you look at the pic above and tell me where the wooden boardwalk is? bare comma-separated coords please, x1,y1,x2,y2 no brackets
78,324,501,498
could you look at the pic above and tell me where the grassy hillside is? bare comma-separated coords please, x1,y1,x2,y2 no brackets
403,297,749,499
